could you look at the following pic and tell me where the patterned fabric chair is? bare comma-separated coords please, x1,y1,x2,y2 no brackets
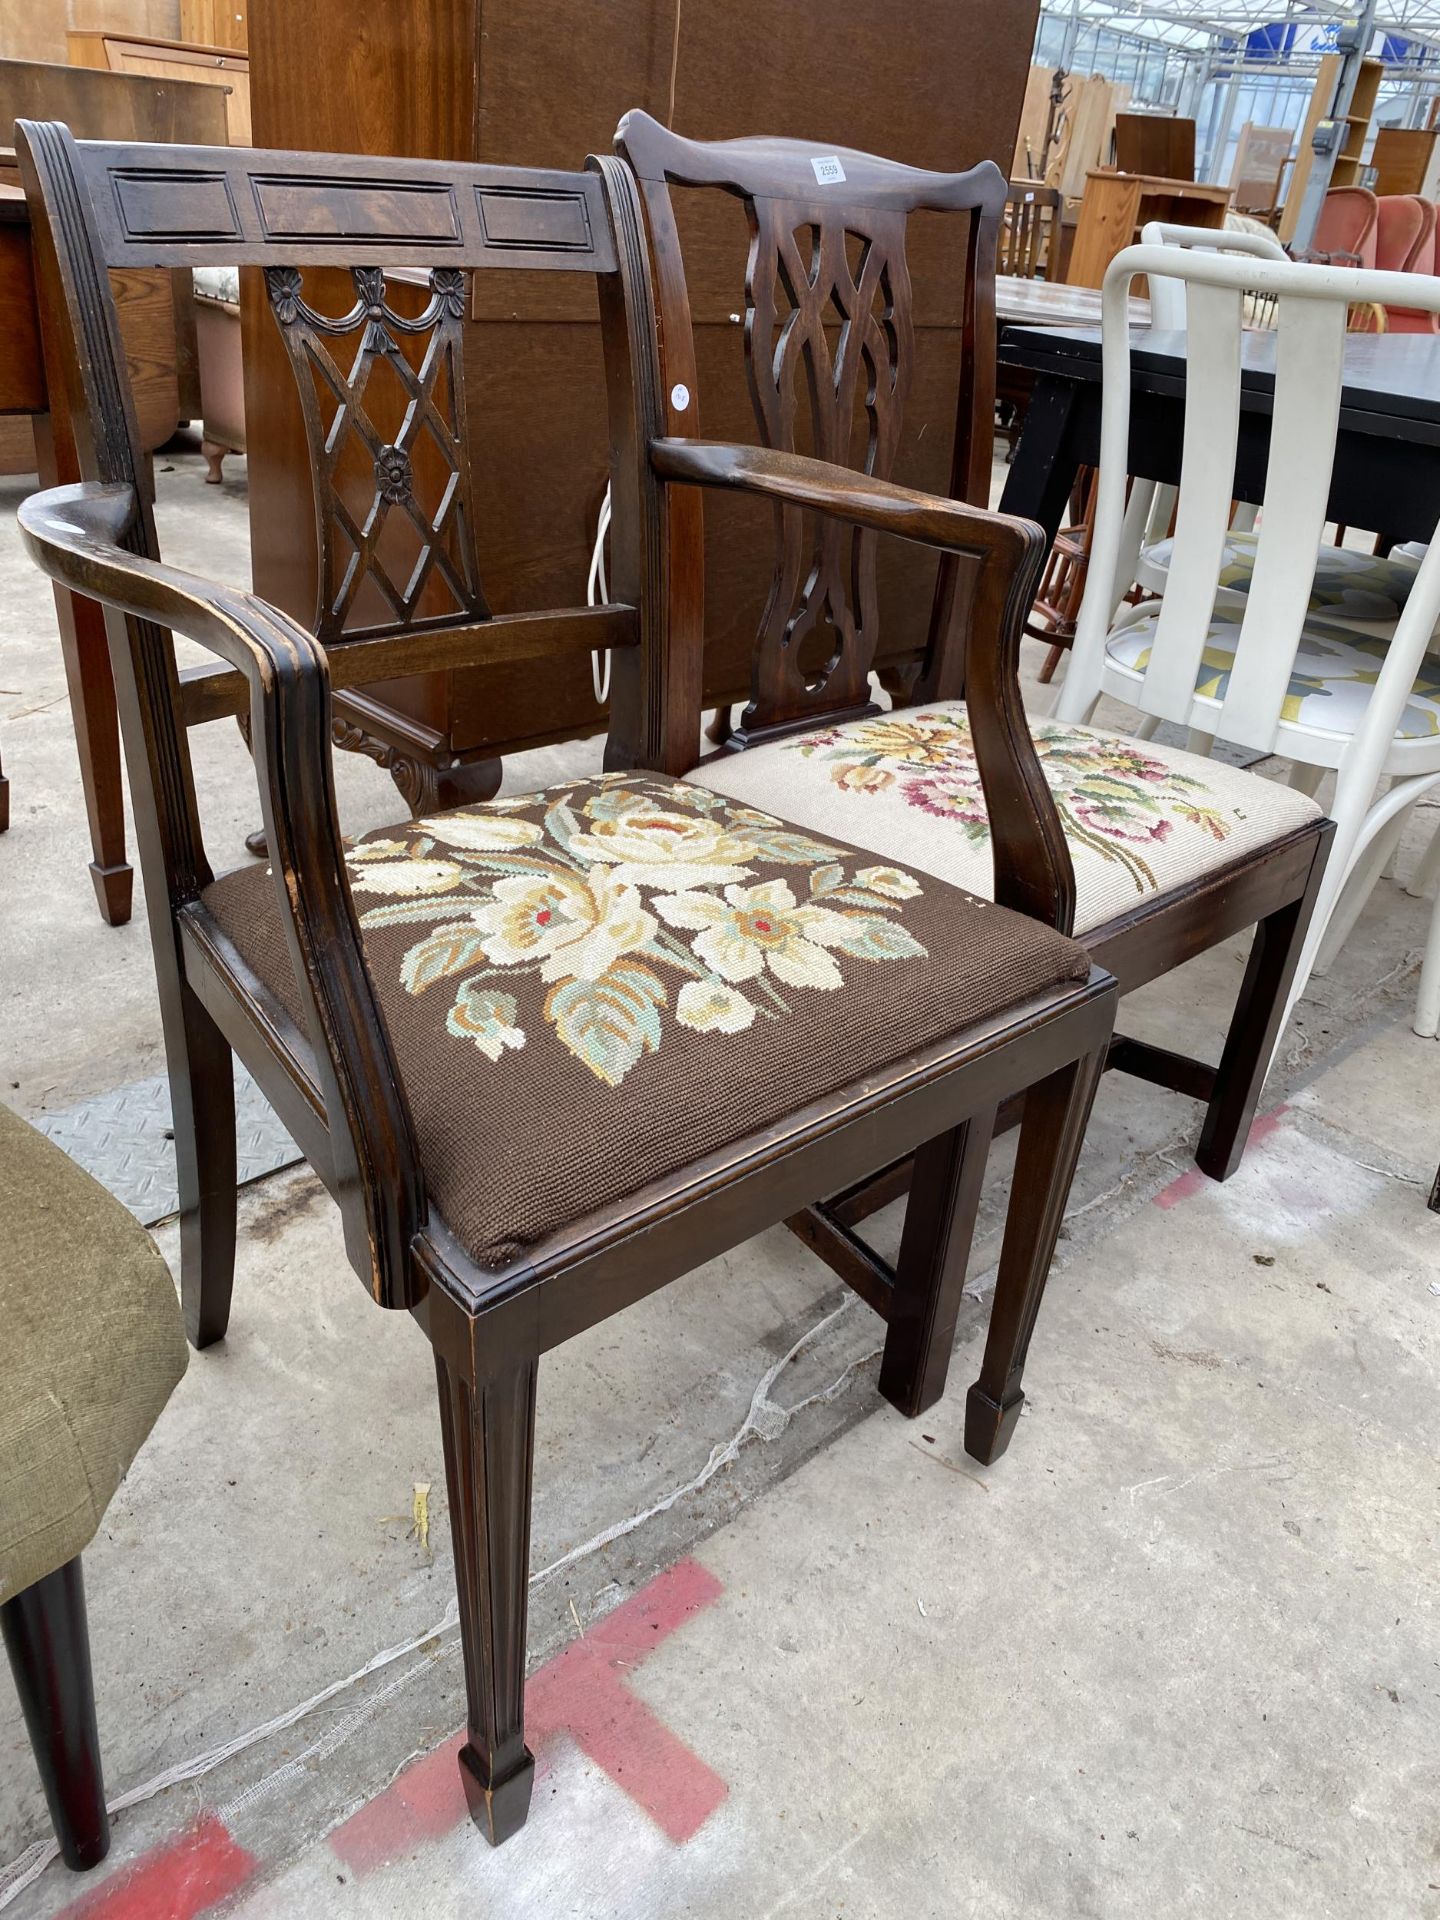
615,111,1333,1226
1,1104,187,1873
16,124,1116,1846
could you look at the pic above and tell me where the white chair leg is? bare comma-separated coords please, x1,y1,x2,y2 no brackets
1287,760,1325,798
1132,711,1161,741
1414,890,1440,1037
1185,728,1215,759
1404,810,1440,899
1314,805,1412,974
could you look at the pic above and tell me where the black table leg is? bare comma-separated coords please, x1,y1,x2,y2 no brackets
1,1557,109,1871
998,374,1086,546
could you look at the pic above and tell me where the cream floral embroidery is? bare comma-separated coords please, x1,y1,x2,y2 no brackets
787,708,1234,895
350,776,931,1087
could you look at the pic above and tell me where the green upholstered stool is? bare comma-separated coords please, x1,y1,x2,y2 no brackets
0,1103,187,1871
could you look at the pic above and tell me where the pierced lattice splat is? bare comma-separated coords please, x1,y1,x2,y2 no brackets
264,265,488,644
742,201,916,710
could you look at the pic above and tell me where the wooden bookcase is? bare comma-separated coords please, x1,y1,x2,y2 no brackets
1280,54,1383,244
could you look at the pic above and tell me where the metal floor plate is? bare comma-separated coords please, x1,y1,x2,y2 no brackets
34,1067,301,1227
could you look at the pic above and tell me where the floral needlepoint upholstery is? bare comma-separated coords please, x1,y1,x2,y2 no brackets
687,705,1322,937
1140,531,1422,624
201,774,1090,1268
1105,610,1440,743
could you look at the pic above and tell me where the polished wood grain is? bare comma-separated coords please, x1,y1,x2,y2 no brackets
239,0,1044,792
17,120,1117,1848
631,128,1335,1297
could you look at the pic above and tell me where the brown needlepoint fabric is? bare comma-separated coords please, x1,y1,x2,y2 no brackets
201,773,1089,1269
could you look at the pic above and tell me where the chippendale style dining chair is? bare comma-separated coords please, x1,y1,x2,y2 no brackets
613,112,1334,1276
16,122,1115,1846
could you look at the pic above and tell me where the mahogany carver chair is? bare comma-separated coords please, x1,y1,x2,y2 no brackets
613,111,1335,1280
16,123,1116,1846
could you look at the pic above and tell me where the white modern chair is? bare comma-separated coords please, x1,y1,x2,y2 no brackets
1130,221,1425,627
1057,243,1440,1035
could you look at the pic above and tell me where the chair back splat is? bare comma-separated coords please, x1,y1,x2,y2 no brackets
16,122,663,1310
615,110,1007,764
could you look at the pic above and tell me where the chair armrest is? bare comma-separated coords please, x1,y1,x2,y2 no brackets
18,479,426,1311
649,439,1077,932
653,438,1027,560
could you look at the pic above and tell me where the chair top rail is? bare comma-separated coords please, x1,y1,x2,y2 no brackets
35,126,619,272
617,108,1005,216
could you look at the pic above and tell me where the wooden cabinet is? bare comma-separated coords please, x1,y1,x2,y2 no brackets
1066,170,1231,289
241,0,1041,795
1372,126,1440,198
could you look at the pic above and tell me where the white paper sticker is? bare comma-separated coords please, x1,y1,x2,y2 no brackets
670,383,691,412
811,155,847,186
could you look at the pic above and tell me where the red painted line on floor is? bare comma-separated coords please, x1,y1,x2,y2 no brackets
1153,1105,1290,1210
55,1815,256,1920
331,1557,727,1872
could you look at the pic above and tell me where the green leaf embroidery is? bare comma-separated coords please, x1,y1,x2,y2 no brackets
399,926,490,994
544,963,667,1086
820,915,929,963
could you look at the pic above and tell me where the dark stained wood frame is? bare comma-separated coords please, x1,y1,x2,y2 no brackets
611,110,1008,773
1,1556,109,1873
16,121,1117,1846
611,114,1337,1271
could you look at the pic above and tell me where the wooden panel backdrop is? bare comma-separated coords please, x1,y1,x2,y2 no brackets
241,0,1042,780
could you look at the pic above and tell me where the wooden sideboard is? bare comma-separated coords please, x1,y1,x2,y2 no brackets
1067,169,1231,288
66,30,249,142
240,0,1041,808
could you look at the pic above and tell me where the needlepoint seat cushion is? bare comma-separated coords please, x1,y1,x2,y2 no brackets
0,1104,187,1604
201,774,1090,1270
1106,610,1440,743
686,705,1323,938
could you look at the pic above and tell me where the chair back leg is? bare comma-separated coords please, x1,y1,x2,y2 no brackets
0,1557,109,1871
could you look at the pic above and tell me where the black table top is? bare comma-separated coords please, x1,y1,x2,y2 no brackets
999,324,1440,438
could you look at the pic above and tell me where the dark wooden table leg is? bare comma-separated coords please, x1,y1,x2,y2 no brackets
32,412,132,926
0,735,9,832
997,373,1086,548
0,1557,110,1872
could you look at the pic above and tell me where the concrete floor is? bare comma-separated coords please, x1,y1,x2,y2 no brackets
1,446,1437,1918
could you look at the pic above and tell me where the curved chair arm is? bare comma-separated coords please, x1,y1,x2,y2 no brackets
18,479,427,1311
651,438,1077,932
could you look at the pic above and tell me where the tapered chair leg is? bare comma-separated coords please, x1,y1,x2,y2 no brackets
965,1046,1107,1466
435,1349,538,1847
1196,834,1330,1182
1,1558,109,1872
879,1109,997,1418
170,983,237,1349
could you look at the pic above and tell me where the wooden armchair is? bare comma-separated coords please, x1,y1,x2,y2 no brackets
16,122,1115,1845
614,111,1334,1254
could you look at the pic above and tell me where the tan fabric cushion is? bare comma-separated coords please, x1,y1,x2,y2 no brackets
202,772,1090,1271
0,1104,187,1603
688,705,1323,937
